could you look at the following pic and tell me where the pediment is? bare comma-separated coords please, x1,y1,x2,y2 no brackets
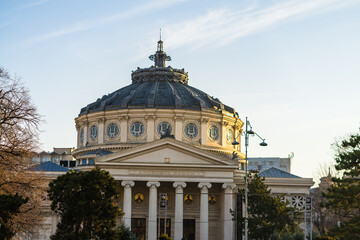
96,138,237,167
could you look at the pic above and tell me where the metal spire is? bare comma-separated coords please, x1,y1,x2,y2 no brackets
149,30,171,67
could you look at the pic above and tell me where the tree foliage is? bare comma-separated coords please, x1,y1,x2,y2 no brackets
234,172,301,240
48,168,123,240
0,194,28,240
0,67,45,238
114,224,139,240
324,129,360,239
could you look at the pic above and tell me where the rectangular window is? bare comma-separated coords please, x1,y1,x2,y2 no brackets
88,158,94,165
41,157,50,162
131,218,146,240
157,219,171,238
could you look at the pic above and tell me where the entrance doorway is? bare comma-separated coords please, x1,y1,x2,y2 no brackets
131,218,146,240
157,218,171,237
183,219,195,240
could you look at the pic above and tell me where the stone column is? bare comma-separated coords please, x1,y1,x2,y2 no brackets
174,116,184,141
83,121,88,147
147,181,160,240
121,180,135,229
120,116,128,143
145,115,155,142
173,182,187,240
200,118,209,145
198,182,212,240
222,183,236,240
98,117,105,144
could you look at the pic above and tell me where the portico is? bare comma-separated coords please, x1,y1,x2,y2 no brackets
94,138,238,240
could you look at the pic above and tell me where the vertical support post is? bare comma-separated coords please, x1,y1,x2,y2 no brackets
147,181,160,240
222,183,236,240
173,182,186,240
198,182,212,240
121,181,135,229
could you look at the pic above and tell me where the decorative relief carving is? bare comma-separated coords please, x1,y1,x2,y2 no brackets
208,195,217,204
119,116,129,121
173,182,187,188
121,180,135,187
184,194,193,204
198,182,212,189
134,193,144,203
222,183,236,190
144,115,156,120
201,118,209,123
146,181,160,188
97,117,105,123
174,116,185,121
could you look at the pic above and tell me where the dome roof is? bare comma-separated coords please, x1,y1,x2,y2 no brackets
79,40,235,116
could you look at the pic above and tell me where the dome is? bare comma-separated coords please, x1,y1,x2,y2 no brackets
79,40,235,116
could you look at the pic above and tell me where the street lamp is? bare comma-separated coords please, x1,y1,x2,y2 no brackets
232,117,267,240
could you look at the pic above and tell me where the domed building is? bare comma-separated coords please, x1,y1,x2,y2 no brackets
72,39,243,240
38,40,313,240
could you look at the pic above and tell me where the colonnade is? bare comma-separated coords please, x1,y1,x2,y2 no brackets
120,180,236,240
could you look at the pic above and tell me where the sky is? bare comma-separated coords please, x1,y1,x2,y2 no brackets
1,0,360,182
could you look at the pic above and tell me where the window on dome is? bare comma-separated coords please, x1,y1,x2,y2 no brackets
208,125,219,141
130,122,145,137
90,125,98,140
80,129,84,143
184,123,198,138
226,129,233,144
157,122,172,136
107,123,119,138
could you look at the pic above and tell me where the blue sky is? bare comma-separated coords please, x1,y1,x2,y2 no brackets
1,0,360,180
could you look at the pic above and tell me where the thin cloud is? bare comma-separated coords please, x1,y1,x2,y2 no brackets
21,0,49,8
162,0,359,50
26,0,187,44
0,20,14,28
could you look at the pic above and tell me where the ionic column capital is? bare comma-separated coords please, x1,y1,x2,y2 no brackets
121,180,135,187
222,183,236,190
173,182,187,189
147,181,160,188
198,182,212,189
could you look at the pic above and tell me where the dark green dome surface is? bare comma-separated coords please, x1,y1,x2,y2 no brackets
79,41,235,116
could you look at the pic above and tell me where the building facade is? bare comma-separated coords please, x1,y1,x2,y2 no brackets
39,40,313,240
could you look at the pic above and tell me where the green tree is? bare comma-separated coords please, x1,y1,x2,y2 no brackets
234,172,301,240
48,168,123,240
114,224,139,240
324,129,360,239
0,194,28,240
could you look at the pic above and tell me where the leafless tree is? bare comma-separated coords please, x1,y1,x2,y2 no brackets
312,162,341,235
0,67,45,238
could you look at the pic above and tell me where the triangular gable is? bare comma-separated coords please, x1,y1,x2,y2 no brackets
96,138,236,166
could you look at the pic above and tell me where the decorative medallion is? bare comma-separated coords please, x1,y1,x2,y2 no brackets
130,122,145,137
184,123,198,138
291,196,305,210
208,125,219,141
134,193,144,203
80,128,84,143
90,125,98,140
107,123,119,138
184,194,193,204
157,121,172,136
208,195,217,204
226,129,233,144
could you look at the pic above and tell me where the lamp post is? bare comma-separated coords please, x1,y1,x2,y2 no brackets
232,117,267,240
